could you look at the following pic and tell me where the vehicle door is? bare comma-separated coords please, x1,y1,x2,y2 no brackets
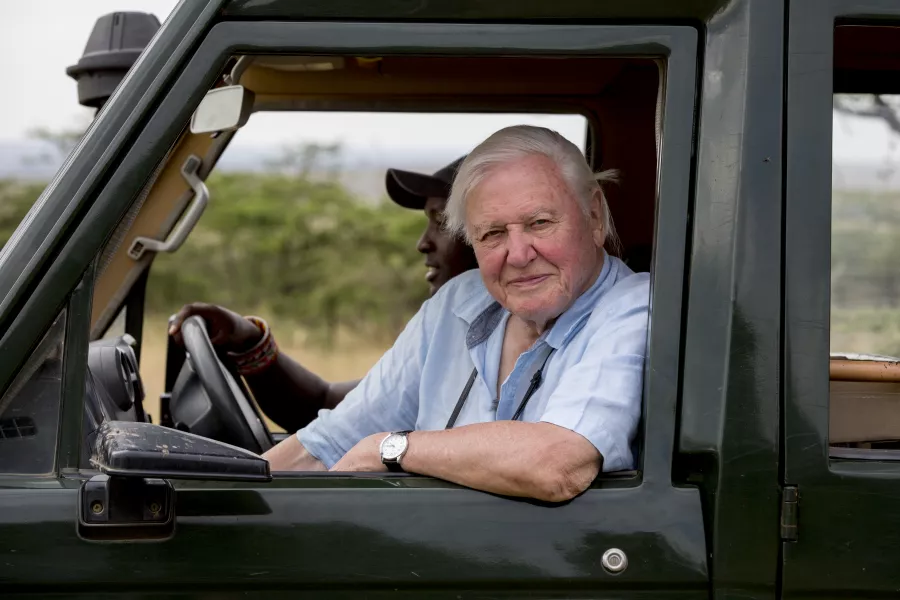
784,1,900,597
0,6,706,598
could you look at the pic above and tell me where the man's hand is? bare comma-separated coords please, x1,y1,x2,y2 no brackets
263,434,327,471
166,303,359,433
169,302,263,352
330,433,389,472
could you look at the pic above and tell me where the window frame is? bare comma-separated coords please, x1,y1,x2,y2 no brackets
10,21,698,487
783,1,900,593
785,3,900,479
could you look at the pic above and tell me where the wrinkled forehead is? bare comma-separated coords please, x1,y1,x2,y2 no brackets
464,156,578,222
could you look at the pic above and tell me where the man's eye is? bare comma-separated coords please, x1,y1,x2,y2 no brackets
481,230,502,241
532,219,551,227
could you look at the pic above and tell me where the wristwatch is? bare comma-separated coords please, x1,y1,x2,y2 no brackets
380,430,412,472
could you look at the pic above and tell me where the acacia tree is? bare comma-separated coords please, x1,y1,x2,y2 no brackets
23,115,91,167
833,94,900,134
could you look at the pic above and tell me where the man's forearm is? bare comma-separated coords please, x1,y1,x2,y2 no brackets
262,433,327,471
400,421,602,502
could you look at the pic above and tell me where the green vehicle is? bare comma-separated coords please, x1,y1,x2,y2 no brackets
2,0,900,597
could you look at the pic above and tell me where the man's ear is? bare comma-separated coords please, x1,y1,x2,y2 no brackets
589,191,606,247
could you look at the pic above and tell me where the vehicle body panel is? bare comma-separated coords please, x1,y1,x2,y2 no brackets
783,0,900,597
0,13,710,598
1,480,706,595
9,0,900,596
221,0,728,22
679,0,785,596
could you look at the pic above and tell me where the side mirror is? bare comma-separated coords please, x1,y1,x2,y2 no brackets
92,421,271,482
189,85,255,134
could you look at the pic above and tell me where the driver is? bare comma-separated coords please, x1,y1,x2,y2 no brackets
261,125,649,502
169,157,478,431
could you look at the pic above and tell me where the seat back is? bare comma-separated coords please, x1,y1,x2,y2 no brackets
830,354,900,444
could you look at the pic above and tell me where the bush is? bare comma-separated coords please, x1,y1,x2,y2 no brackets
0,168,429,346
145,171,429,345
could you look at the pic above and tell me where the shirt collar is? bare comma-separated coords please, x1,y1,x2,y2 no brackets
454,251,615,350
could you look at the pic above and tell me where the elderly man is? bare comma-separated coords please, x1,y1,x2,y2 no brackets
265,125,650,503
170,158,478,431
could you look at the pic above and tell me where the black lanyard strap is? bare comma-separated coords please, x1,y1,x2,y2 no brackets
445,348,555,429
444,368,477,429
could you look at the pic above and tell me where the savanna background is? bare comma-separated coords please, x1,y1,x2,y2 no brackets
1,4,900,428
0,147,428,427
0,3,588,427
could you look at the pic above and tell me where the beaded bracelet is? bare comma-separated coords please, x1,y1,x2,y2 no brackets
227,316,279,376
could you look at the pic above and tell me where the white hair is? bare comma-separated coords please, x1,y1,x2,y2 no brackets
444,125,619,252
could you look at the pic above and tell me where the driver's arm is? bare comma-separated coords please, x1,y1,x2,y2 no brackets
242,356,359,431
170,303,359,432
287,295,434,469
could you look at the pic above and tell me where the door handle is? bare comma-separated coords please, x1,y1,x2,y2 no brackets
127,154,208,260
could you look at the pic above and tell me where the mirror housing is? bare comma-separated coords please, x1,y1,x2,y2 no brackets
189,85,255,134
92,421,271,482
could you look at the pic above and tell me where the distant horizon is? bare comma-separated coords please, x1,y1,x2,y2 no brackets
4,137,900,200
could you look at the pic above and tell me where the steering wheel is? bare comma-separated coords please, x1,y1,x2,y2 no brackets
177,315,273,454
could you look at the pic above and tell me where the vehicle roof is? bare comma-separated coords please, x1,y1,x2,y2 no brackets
221,0,727,22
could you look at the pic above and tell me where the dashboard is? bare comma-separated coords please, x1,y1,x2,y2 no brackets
1,330,271,472
0,334,147,473
82,335,147,466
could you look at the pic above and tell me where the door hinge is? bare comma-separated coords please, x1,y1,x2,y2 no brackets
780,485,799,541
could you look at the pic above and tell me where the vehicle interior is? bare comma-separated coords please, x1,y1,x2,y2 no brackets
2,53,664,474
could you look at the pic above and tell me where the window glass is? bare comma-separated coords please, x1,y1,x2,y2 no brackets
0,310,65,475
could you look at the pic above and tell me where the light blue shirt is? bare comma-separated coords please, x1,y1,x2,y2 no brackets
298,253,650,472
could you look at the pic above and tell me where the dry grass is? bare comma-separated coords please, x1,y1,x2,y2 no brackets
138,314,390,431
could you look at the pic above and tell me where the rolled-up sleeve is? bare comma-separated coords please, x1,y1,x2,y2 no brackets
539,276,650,472
298,297,434,468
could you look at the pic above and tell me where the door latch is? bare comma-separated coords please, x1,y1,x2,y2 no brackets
78,474,174,541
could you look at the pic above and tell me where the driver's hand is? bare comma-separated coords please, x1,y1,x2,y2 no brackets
168,302,264,352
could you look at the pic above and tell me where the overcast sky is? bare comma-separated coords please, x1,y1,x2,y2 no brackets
1,0,898,164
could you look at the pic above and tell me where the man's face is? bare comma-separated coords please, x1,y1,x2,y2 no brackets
418,196,478,296
466,155,605,325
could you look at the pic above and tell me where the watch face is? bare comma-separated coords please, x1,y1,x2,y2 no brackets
381,434,407,460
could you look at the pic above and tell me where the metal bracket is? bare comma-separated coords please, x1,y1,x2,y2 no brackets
127,154,208,261
78,474,174,542
224,55,253,86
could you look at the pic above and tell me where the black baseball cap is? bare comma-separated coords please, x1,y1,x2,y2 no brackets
385,156,466,210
